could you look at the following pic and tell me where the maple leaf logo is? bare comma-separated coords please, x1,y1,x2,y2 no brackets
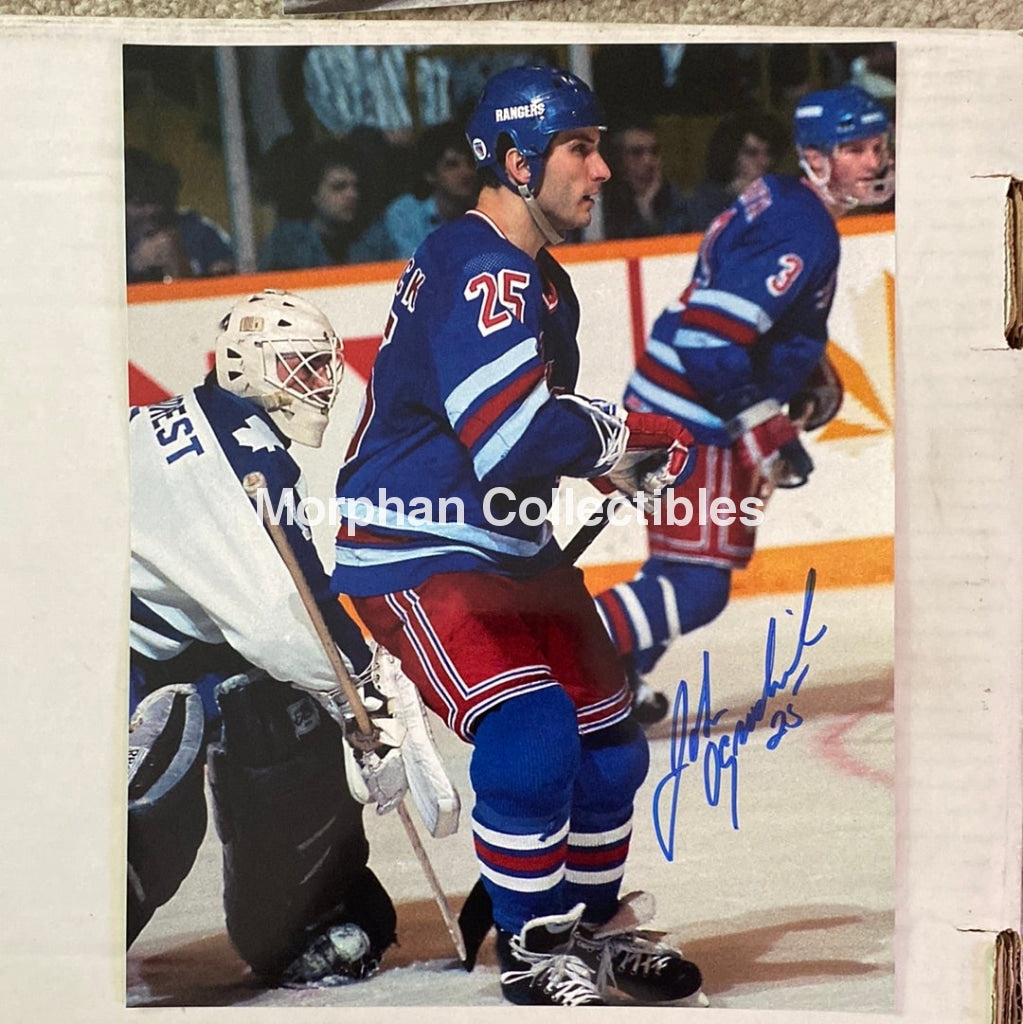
233,416,284,453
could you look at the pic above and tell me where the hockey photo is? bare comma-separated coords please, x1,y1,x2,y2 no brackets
124,35,896,1010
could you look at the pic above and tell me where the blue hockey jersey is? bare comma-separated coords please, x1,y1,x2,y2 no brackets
625,174,840,446
332,211,615,597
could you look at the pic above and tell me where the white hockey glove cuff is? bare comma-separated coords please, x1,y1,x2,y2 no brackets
556,395,630,475
724,398,813,487
723,397,786,441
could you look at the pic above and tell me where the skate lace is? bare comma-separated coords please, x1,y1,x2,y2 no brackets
578,930,670,991
501,934,602,1006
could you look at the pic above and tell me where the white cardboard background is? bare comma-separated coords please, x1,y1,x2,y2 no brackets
0,18,1020,1023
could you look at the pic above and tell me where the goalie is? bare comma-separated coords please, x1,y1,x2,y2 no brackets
127,289,457,985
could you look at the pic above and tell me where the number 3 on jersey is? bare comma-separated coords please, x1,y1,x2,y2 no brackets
464,269,530,336
766,253,804,297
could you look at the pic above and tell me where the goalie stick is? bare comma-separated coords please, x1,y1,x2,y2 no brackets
242,471,467,965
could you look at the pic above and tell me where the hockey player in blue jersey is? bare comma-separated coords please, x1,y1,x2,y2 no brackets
128,290,403,985
332,65,703,1007
594,85,893,724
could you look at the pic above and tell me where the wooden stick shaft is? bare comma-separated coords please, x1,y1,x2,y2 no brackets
243,471,466,963
396,803,467,963
243,472,374,738
560,494,621,567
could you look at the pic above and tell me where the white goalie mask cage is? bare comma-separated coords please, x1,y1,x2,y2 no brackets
215,289,344,448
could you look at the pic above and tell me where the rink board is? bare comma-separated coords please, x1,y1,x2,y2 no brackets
126,217,895,598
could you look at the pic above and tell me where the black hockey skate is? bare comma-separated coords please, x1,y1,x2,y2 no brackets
495,903,605,1006
281,922,383,987
624,655,669,727
571,892,705,1004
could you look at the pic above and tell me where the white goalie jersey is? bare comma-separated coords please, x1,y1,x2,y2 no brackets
129,380,372,688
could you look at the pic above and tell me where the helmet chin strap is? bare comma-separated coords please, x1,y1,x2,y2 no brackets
860,161,895,206
517,183,565,246
799,150,894,212
799,153,858,212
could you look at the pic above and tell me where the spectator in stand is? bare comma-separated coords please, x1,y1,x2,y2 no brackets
603,118,694,240
686,110,789,231
844,42,897,105
346,124,417,226
367,121,480,261
125,148,235,284
258,138,390,270
593,44,758,121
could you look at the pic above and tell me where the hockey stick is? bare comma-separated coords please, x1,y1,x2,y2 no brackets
242,471,468,965
559,493,623,566
758,407,814,505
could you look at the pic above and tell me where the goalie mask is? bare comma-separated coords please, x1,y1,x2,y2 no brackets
215,290,343,448
793,86,894,210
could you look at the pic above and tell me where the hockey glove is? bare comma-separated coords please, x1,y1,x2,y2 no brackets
720,389,814,488
602,411,696,509
342,716,408,815
341,661,408,815
787,354,843,432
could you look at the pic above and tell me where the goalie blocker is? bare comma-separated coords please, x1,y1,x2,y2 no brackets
207,671,397,980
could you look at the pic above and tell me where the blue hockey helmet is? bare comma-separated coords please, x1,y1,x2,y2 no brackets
792,85,890,152
465,65,606,193
794,86,894,209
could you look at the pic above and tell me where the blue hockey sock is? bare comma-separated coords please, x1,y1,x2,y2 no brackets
469,687,581,933
564,719,649,924
595,559,731,676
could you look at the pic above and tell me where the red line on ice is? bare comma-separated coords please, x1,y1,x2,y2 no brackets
814,709,894,788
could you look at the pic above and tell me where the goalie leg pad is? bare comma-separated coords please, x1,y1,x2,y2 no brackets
127,683,208,948
207,672,394,979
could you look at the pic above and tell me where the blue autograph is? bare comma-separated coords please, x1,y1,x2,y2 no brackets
652,568,827,860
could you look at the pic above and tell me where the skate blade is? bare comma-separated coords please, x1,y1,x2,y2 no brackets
680,988,711,1007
